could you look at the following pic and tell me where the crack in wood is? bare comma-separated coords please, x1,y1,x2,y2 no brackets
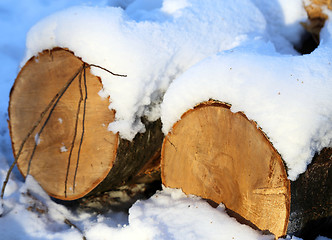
167,138,177,151
73,65,88,192
252,186,288,195
1,53,127,202
64,66,84,197
26,66,84,176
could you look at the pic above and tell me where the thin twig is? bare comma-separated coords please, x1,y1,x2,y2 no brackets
89,64,127,77
73,64,88,192
26,66,84,176
64,69,84,197
1,66,83,200
64,219,87,240
25,189,86,239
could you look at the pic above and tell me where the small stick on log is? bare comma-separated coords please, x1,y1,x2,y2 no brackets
64,219,87,240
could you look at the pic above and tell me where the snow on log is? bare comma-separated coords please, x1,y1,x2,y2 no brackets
161,100,290,238
9,48,163,201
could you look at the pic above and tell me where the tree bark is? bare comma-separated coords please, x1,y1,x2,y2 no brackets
287,147,332,239
9,48,163,201
161,100,331,239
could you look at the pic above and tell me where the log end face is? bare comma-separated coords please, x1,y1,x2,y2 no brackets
9,48,118,200
161,101,290,238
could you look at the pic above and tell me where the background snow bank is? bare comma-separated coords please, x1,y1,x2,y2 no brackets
161,20,332,180
23,0,268,140
251,0,307,53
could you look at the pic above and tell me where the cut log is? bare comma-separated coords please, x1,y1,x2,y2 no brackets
161,100,331,239
161,101,290,238
9,48,163,201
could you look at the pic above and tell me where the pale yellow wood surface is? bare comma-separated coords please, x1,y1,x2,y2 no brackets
308,0,332,9
304,0,331,19
9,49,118,200
161,101,290,238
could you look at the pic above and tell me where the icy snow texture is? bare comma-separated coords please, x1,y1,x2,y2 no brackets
251,0,307,54
0,178,274,240
161,21,332,180
107,187,274,240
23,0,268,140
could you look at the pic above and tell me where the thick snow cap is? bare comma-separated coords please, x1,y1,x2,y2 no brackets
23,0,267,140
22,0,329,180
161,21,332,180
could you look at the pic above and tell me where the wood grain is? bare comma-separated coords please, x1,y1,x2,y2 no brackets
161,101,290,238
9,48,163,201
9,49,117,200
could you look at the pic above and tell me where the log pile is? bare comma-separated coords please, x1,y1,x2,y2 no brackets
4,1,331,239
7,53,331,238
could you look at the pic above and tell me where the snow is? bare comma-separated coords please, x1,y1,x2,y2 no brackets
1,177,275,240
124,188,273,240
60,144,68,153
0,0,331,239
250,0,307,53
19,0,323,179
34,133,41,145
22,0,267,140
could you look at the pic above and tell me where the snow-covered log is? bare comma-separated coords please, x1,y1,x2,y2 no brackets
8,48,163,201
161,100,331,239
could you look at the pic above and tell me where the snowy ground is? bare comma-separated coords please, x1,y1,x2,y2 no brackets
0,0,331,239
